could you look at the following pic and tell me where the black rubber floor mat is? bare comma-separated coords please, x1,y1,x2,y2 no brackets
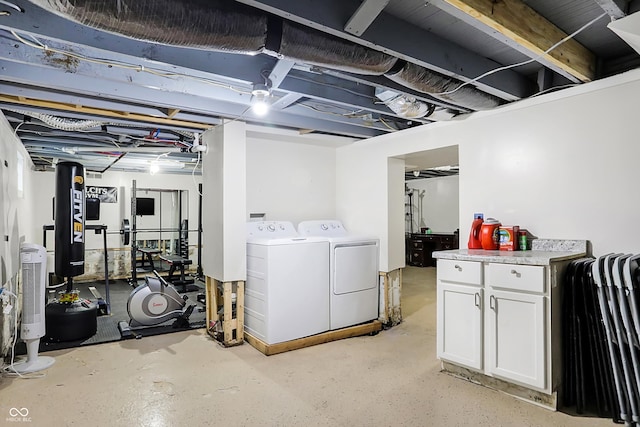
38,316,122,352
14,278,206,354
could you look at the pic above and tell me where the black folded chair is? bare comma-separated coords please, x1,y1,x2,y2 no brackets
593,254,631,425
582,258,617,419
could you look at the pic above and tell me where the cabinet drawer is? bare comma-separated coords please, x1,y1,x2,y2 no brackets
437,259,482,285
488,263,546,293
411,250,424,265
410,240,423,250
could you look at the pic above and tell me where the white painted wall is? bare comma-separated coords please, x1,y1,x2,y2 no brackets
30,170,202,247
24,126,340,281
202,122,247,282
338,69,640,269
246,137,336,223
0,111,37,356
406,176,459,233
29,167,203,279
335,146,405,272
337,130,456,272
388,158,406,271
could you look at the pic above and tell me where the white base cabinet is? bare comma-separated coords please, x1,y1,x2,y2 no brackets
436,253,577,403
437,282,483,370
486,289,546,389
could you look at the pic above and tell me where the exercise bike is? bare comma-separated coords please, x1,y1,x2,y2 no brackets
118,270,195,338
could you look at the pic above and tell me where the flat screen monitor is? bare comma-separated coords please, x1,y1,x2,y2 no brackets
53,197,101,220
135,197,155,216
86,198,100,221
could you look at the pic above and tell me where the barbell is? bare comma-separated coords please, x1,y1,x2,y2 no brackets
108,219,200,246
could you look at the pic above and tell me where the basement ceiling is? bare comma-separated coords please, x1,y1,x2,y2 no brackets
0,0,638,174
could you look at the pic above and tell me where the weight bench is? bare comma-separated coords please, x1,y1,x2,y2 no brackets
137,247,161,271
159,254,198,293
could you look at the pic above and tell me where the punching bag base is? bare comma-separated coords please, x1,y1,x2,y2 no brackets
45,301,97,342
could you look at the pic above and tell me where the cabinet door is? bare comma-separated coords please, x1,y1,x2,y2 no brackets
437,282,483,370
487,289,546,389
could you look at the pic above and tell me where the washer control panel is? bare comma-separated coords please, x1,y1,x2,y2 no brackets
247,221,298,238
298,220,347,237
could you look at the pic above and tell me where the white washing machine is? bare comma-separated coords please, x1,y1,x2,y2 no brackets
298,220,379,330
245,221,329,344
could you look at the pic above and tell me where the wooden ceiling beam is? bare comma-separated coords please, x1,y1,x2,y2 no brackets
441,0,597,82
0,94,213,130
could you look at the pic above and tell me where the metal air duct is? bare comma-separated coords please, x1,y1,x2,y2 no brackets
30,0,505,110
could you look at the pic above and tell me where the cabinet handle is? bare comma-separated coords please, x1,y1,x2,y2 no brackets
454,264,462,271
490,295,496,310
510,269,521,278
475,292,481,308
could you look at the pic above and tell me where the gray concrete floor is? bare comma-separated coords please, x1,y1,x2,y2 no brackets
0,267,613,426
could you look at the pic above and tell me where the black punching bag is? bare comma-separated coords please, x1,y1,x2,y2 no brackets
54,162,85,278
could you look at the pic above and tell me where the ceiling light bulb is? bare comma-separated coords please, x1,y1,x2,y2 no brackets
413,170,421,177
251,83,271,116
252,99,269,116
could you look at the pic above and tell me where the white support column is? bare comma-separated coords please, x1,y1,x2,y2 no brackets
201,121,247,282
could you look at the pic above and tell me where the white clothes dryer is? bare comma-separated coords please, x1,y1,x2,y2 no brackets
298,220,379,330
245,221,329,344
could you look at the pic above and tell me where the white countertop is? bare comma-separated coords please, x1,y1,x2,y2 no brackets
432,249,587,265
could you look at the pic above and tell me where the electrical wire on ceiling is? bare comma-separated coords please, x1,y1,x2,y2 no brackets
529,83,580,98
0,1,22,13
34,156,54,165
9,30,254,96
434,12,609,98
6,108,196,149
298,102,370,118
218,106,252,127
297,102,399,131
6,30,267,138
6,2,605,142
378,117,398,131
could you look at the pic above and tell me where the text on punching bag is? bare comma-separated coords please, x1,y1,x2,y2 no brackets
72,175,84,243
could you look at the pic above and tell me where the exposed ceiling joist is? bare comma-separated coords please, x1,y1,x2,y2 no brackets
0,94,215,130
235,0,535,100
0,32,397,137
279,70,431,124
166,108,181,118
434,0,598,82
267,59,296,89
270,93,302,110
594,0,628,18
0,3,273,85
317,70,473,113
344,0,391,36
0,0,632,176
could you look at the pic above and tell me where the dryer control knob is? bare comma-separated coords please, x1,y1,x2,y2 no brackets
267,224,276,232
257,226,264,231
321,224,328,230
